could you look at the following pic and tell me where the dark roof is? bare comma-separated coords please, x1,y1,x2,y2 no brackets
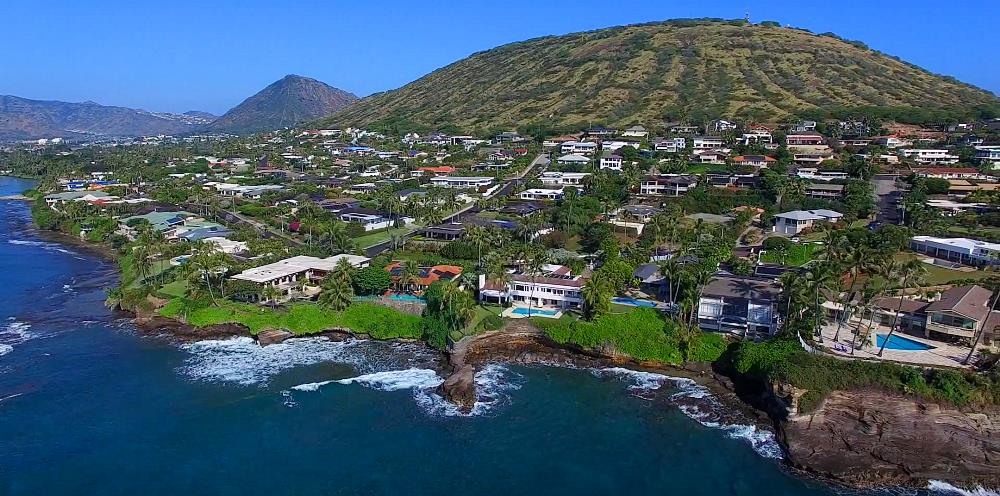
702,276,781,301
926,285,993,322
500,202,544,215
633,263,661,281
873,297,931,315
420,223,465,234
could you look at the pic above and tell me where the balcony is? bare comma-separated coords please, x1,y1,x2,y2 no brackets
925,320,975,339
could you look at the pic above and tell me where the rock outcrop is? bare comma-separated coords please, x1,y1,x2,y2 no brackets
257,329,294,346
781,390,1000,488
438,365,477,413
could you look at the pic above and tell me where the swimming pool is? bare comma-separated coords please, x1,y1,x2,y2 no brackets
388,294,426,303
611,297,658,308
876,334,935,351
511,307,559,317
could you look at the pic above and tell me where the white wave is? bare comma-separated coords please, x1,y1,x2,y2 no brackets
291,380,335,392
669,379,784,459
179,336,366,386
593,367,669,392
8,239,77,255
929,480,1000,496
415,363,523,417
335,368,443,391
0,320,34,357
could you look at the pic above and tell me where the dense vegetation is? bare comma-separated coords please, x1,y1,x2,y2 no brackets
325,19,999,133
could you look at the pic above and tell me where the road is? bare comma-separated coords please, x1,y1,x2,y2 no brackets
364,153,550,257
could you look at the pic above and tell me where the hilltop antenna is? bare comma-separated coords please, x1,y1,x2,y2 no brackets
744,9,751,23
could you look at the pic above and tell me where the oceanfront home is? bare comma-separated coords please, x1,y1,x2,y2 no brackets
910,236,1000,267
697,275,782,336
773,209,843,235
870,285,999,346
479,264,588,310
384,262,463,292
231,254,371,295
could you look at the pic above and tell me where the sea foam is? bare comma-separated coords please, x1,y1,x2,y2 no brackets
0,320,34,358
929,480,1000,496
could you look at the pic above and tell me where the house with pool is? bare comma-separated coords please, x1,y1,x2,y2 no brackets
478,264,588,311
230,254,371,298
870,285,1000,347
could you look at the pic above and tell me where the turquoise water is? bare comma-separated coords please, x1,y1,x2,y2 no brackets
0,177,937,495
389,293,425,303
511,307,559,316
876,333,935,351
612,297,658,308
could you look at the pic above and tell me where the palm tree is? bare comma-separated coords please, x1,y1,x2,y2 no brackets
262,285,281,309
400,260,421,293
850,274,888,354
658,257,682,303
683,266,714,326
581,274,612,321
330,257,356,286
833,244,875,342
805,261,838,342
877,259,926,357
466,225,488,269
964,276,1000,364
440,281,475,331
318,275,354,311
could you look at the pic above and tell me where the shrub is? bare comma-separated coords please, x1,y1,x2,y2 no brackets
762,236,793,252
686,332,728,362
479,314,503,331
534,309,683,363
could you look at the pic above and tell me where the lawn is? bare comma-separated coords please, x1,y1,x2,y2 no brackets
352,225,418,248
893,252,990,286
684,164,728,174
159,300,424,339
157,279,189,298
760,243,818,267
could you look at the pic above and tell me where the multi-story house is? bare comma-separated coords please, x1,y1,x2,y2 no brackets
900,149,960,165
539,171,590,187
697,275,782,336
639,175,698,196
479,264,588,310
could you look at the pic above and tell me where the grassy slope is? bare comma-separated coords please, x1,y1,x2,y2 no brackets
159,301,424,339
324,20,999,131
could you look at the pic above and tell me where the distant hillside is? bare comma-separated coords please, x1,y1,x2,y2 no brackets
324,19,999,133
207,75,358,135
0,95,210,141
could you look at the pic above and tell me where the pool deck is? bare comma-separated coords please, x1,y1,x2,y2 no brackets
817,319,974,369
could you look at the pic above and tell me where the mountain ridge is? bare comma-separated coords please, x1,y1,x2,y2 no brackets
323,19,999,133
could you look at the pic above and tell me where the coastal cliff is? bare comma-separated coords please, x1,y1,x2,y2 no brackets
779,390,1000,488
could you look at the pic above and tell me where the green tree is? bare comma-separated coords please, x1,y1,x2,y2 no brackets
352,266,393,295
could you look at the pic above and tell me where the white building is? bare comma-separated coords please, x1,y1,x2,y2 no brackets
639,175,698,196
599,151,623,170
773,209,843,235
622,125,649,138
653,137,686,153
698,276,781,336
479,264,587,309
900,149,960,165
520,187,565,201
692,136,725,149
910,236,1000,267
795,168,849,182
539,171,590,186
559,141,599,155
974,146,1000,169
231,255,371,294
429,176,495,189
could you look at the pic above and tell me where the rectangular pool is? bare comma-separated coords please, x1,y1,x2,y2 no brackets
511,308,559,317
875,334,935,351
611,297,657,308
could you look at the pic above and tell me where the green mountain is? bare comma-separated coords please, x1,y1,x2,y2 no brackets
324,19,999,133
208,75,358,135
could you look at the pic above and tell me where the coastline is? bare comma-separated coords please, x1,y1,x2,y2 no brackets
15,203,1000,493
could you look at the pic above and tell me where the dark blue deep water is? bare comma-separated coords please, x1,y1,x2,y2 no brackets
0,176,948,496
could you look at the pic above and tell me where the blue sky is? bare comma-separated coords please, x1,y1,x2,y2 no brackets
3,0,997,114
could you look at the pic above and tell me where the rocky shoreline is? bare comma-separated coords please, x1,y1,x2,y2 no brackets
128,307,1000,492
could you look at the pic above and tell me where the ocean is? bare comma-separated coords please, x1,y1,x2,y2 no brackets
0,176,967,495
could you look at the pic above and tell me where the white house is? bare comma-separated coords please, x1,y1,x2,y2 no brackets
479,264,587,310
900,149,960,165
692,136,724,149
539,171,590,187
559,141,599,155
231,255,371,294
520,187,565,201
795,168,849,182
639,175,698,196
910,236,1000,267
974,146,1000,168
599,151,623,170
653,137,686,153
773,209,843,235
429,176,495,189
